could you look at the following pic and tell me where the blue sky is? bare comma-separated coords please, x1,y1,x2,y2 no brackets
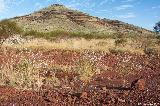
0,0,159,30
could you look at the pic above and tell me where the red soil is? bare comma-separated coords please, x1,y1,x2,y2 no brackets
0,48,160,105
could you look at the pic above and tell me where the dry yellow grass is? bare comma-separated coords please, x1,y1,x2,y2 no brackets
2,37,160,54
3,38,115,52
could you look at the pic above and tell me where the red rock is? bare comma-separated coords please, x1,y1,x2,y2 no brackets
80,92,88,99
135,79,145,91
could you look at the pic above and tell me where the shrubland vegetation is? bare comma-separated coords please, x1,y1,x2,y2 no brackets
0,20,160,55
0,20,157,41
22,29,117,40
0,51,96,90
0,19,22,45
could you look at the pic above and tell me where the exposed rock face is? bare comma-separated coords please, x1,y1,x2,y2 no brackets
11,4,154,36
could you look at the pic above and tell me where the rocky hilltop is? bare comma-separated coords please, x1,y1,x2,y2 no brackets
11,4,154,36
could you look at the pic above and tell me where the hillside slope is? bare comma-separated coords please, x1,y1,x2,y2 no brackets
11,4,154,37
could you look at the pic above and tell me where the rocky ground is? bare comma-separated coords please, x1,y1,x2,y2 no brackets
0,48,160,105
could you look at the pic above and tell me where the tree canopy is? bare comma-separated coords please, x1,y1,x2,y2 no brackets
154,21,160,33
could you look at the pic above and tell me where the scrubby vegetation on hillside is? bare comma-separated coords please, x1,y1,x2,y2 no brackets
0,20,22,45
0,20,160,55
0,18,156,41
23,30,116,40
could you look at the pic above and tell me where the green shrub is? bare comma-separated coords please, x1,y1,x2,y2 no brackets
70,32,113,39
5,59,46,90
48,30,70,39
0,20,22,45
70,32,89,39
23,30,70,40
109,48,124,54
115,38,127,46
156,35,160,39
0,20,22,35
23,30,46,38
144,48,159,56
23,30,122,40
75,59,94,83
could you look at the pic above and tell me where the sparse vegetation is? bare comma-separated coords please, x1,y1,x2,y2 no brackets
109,48,124,54
0,20,22,45
1,59,43,90
115,38,127,46
23,30,46,38
23,30,116,40
143,47,159,56
23,30,71,40
118,63,134,76
22,30,145,41
76,59,94,83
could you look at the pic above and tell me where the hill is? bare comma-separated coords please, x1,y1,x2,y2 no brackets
11,4,154,37
0,4,158,55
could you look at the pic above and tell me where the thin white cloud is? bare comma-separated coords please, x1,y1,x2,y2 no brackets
99,0,108,6
152,5,160,9
8,0,24,5
94,9,113,14
35,2,43,9
155,15,160,18
0,0,24,13
122,0,135,2
118,13,136,19
122,0,142,5
63,0,96,11
0,0,5,13
115,4,134,10
99,0,115,6
64,0,81,9
47,0,52,2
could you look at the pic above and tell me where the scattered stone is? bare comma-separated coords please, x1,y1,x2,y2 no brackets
80,92,88,99
135,79,145,91
118,98,125,103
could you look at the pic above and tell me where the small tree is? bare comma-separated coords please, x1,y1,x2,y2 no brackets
0,19,22,45
154,21,160,34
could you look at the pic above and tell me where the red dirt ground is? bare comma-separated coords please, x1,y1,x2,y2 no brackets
0,48,160,105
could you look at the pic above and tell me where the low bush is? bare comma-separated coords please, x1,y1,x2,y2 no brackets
156,34,160,39
70,32,92,39
0,19,22,35
0,19,22,45
70,32,115,39
109,48,124,54
115,38,127,46
23,30,111,40
23,30,70,40
144,48,159,56
23,30,47,37
75,59,94,83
